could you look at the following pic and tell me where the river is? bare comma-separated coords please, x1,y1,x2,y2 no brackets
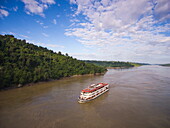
0,65,170,128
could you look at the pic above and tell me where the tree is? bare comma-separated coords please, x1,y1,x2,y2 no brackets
0,34,106,89
58,51,62,55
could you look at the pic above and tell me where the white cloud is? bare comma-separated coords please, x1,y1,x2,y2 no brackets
0,9,9,18
21,0,44,17
154,0,170,21
13,6,18,12
42,33,49,37
36,20,44,25
19,34,29,38
56,14,60,18
53,19,57,24
66,0,170,63
70,53,99,60
41,0,55,4
21,0,55,17
36,20,48,28
43,26,48,28
8,32,16,35
1,32,29,40
36,42,65,48
26,40,65,49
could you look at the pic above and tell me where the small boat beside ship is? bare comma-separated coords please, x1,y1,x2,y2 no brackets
78,83,109,103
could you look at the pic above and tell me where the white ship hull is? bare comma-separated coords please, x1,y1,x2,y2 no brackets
78,89,109,103
78,83,109,103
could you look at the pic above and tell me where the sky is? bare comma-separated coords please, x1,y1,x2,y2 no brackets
0,0,170,64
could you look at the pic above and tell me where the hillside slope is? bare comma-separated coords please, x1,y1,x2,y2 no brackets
0,35,106,89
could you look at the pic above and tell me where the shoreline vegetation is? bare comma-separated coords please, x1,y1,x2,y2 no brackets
160,64,170,67
0,34,149,90
1,72,106,91
0,35,106,90
84,60,149,68
106,67,134,69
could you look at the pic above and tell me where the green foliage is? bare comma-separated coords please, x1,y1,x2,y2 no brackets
130,62,150,66
0,35,106,89
84,61,149,68
160,64,170,66
84,60,134,68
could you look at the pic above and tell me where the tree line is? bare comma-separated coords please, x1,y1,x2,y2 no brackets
0,35,106,89
160,64,170,66
84,60,135,67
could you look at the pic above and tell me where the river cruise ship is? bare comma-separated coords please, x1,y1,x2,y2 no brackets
78,83,109,103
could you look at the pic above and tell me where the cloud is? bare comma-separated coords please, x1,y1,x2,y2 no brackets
21,0,55,17
13,6,18,12
70,53,99,60
8,32,16,35
28,41,65,49
66,0,170,63
56,14,60,18
0,9,9,18
36,42,65,48
41,0,55,4
21,0,45,17
36,20,44,25
19,34,29,38
52,19,57,24
154,0,170,21
42,33,49,37
36,20,48,28
1,32,30,40
43,26,48,28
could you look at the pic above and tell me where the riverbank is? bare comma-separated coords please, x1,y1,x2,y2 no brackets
0,72,106,91
107,66,134,69
160,64,170,67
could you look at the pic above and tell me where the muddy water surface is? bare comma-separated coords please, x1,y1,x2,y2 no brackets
0,65,170,128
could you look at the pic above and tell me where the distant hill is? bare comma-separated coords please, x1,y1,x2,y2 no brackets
83,60,149,68
0,35,106,89
160,64,170,66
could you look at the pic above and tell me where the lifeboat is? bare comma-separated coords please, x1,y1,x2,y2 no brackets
78,83,109,103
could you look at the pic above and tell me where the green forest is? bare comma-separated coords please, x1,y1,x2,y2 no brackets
84,60,144,68
0,35,106,89
160,64,170,66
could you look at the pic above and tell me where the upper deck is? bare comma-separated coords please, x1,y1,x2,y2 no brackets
81,83,108,93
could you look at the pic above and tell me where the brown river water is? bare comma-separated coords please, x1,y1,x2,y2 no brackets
0,65,170,128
